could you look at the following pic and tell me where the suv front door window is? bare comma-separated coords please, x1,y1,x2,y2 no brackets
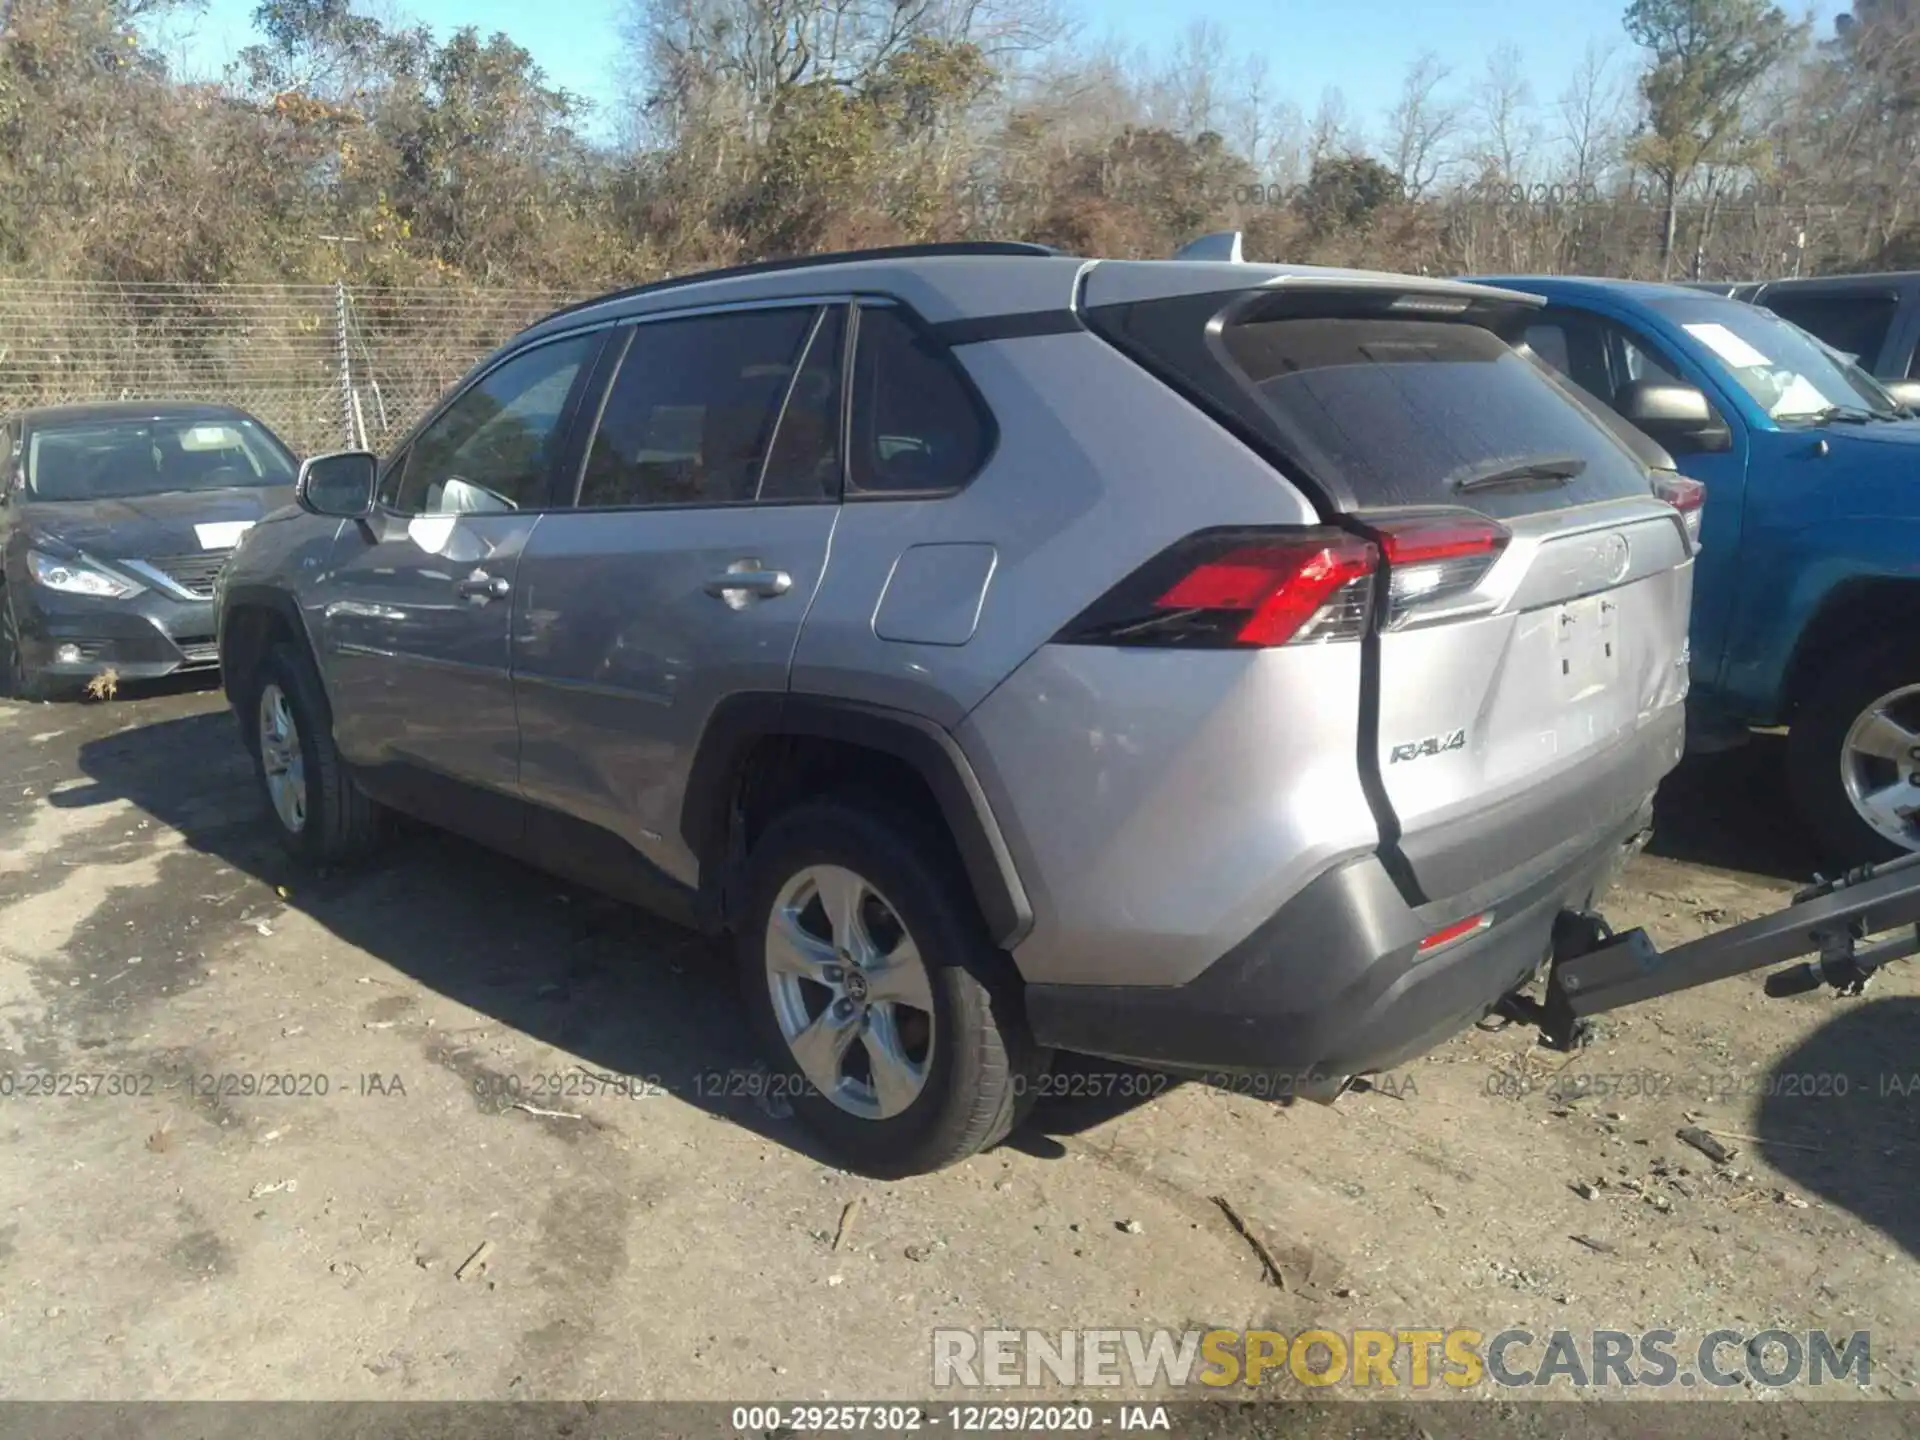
319,332,602,840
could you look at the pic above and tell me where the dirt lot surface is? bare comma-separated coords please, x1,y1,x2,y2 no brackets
1,680,1917,1425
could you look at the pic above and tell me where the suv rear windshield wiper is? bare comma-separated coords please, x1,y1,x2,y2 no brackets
1451,454,1589,494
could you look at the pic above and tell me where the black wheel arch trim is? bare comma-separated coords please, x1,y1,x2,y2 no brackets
1780,576,1920,721
218,584,330,718
681,692,1035,948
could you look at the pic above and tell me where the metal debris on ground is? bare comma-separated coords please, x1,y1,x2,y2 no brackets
833,1200,861,1251
455,1240,495,1281
511,1101,581,1121
1676,1126,1734,1164
1209,1196,1287,1289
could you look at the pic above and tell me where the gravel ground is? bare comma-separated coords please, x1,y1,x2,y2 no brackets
0,680,1915,1427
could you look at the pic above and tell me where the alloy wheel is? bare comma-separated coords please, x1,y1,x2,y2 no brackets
764,864,936,1120
1840,682,1920,851
258,682,308,834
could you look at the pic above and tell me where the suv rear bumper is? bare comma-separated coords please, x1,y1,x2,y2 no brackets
1023,800,1651,1080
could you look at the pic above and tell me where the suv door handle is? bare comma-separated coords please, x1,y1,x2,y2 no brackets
455,572,511,602
704,566,792,600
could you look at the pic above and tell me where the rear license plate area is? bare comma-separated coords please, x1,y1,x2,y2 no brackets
1551,594,1621,698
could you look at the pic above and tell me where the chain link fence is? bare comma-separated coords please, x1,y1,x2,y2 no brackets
0,280,588,456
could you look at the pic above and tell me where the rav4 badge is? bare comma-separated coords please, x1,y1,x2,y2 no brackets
1389,730,1467,763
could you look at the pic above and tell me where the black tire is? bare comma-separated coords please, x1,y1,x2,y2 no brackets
0,593,49,702
249,641,386,866
735,794,1049,1178
1789,638,1920,866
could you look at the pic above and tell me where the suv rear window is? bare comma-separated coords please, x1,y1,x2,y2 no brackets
1216,315,1656,519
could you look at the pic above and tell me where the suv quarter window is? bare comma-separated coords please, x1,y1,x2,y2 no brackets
572,305,838,510
847,303,994,497
383,332,601,516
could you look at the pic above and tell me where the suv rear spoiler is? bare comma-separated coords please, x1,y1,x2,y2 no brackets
1172,231,1246,263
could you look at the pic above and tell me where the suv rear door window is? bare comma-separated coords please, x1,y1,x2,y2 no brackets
578,306,836,508
1218,314,1654,520
847,305,992,496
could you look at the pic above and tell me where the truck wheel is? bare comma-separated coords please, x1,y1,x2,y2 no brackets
1789,640,1920,865
735,794,1048,1178
249,642,386,866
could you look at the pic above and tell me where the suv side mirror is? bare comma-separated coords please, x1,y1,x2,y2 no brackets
1883,378,1920,414
1616,380,1733,455
297,450,378,519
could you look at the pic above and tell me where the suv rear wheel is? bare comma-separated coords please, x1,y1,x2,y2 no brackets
249,642,386,866
736,795,1047,1177
1790,639,1920,864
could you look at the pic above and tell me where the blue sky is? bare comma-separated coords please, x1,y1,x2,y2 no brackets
152,0,1843,148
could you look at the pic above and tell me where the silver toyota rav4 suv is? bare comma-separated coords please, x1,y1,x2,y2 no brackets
216,240,1695,1176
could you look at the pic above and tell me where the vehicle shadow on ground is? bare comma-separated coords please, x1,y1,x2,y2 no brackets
1755,995,1920,1259
53,711,1246,1159
51,709,864,1167
54,709,1846,1169
1648,735,1819,884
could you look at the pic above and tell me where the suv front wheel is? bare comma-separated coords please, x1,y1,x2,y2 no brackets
736,796,1048,1177
248,642,386,866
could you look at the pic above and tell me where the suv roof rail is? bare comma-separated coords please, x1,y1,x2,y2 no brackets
526,241,1069,332
1172,230,1244,263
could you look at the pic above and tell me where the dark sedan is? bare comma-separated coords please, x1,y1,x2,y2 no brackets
0,401,299,699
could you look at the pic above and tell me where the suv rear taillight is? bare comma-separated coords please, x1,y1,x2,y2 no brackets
1370,513,1509,630
1056,528,1378,648
1651,472,1705,547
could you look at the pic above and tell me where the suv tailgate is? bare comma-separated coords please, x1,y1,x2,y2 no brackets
1083,269,1695,900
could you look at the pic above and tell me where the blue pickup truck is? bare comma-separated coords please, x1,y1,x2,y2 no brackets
1480,276,1920,864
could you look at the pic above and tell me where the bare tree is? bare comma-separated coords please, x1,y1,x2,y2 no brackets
1471,43,1540,183
1557,39,1629,187
1148,19,1228,137
622,0,1056,147
1308,85,1355,163
1383,51,1462,198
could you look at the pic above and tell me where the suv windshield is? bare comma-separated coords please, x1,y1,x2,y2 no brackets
26,416,297,502
1644,295,1900,423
